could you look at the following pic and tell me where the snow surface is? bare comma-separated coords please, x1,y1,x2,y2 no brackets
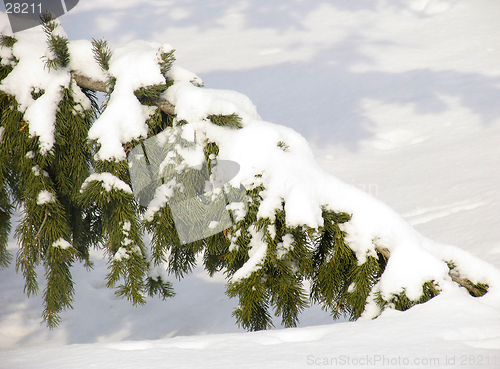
1,0,500,368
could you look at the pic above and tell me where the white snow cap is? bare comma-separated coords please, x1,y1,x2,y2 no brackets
88,40,174,161
53,238,72,249
166,81,260,125
232,226,267,282
166,65,203,86
0,26,71,155
81,173,133,194
68,39,109,83
37,190,56,205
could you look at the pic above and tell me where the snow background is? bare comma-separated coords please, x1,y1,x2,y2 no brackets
1,0,500,367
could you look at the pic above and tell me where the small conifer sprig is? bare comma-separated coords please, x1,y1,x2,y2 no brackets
91,37,115,93
41,13,70,70
157,49,176,77
208,114,243,129
134,84,171,107
0,35,17,48
374,280,441,312
92,38,112,71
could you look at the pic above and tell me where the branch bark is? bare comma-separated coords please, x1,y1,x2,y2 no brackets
374,246,487,297
72,73,176,116
72,74,108,93
448,273,486,297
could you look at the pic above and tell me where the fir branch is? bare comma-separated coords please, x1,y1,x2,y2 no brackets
310,209,357,319
72,74,176,115
0,142,14,269
157,49,176,77
0,35,17,48
146,276,175,300
0,242,12,269
345,255,382,319
448,271,488,297
376,281,440,312
41,12,70,70
31,88,45,100
145,107,173,137
40,12,57,32
376,247,488,298
0,203,13,269
226,271,274,331
91,38,112,71
134,84,172,107
34,210,50,262
72,74,108,94
277,141,289,151
208,114,243,129
79,87,100,116
42,243,79,329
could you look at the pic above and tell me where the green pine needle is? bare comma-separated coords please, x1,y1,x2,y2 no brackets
146,276,175,300
41,13,70,69
158,49,176,77
134,84,171,103
208,114,243,129
0,35,17,48
91,38,113,71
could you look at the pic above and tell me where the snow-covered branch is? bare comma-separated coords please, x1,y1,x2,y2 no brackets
375,246,487,298
2,13,499,331
71,73,107,93
72,73,176,116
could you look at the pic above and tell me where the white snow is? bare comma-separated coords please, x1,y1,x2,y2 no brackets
122,221,131,232
277,234,294,259
166,64,203,86
52,238,72,250
68,39,109,82
166,81,261,124
88,40,171,161
31,165,48,177
144,182,174,222
81,173,133,194
114,247,129,261
226,201,246,222
1,1,500,368
208,220,219,229
0,15,71,155
36,190,56,205
232,226,268,282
